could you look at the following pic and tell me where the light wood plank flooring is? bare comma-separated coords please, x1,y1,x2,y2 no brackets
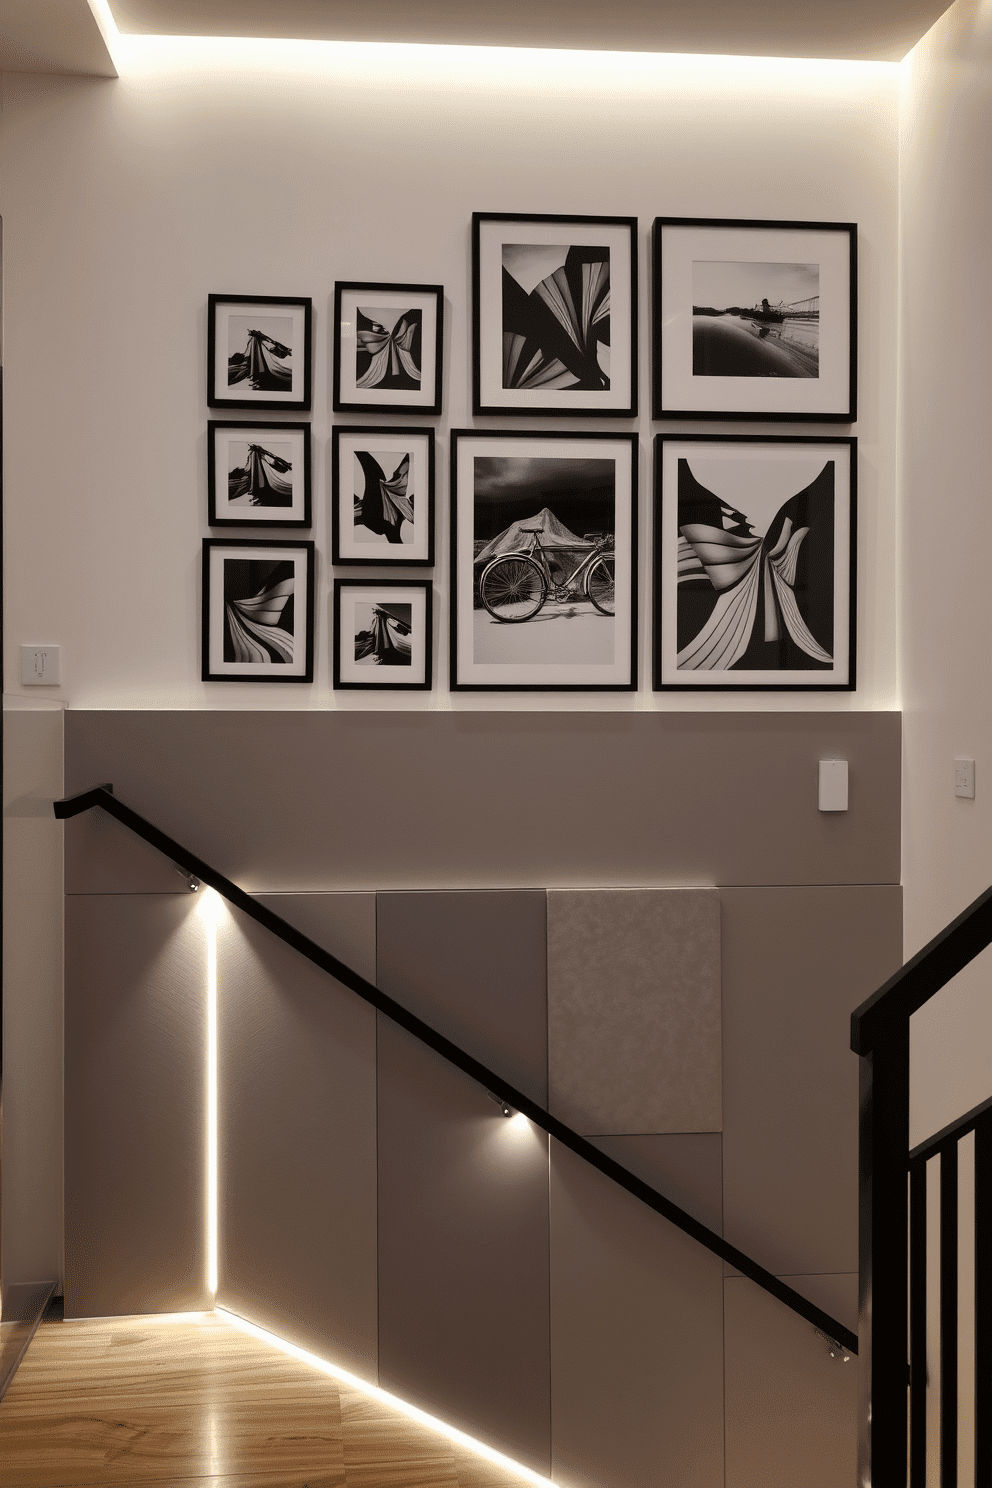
0,1312,535,1488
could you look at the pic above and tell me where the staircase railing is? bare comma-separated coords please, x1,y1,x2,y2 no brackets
55,782,857,1356
851,884,992,1488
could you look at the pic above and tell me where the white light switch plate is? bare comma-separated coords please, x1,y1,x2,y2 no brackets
954,759,976,799
818,758,848,812
20,645,61,685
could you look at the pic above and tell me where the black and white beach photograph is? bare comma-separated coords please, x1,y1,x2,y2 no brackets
333,580,432,689
332,426,435,565
691,260,820,378
202,539,315,682
333,282,443,414
450,431,636,690
653,218,856,421
207,295,312,411
473,214,637,417
654,435,855,691
208,422,311,527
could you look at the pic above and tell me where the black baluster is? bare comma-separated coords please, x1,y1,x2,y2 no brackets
910,1155,928,1488
975,1114,991,1488
941,1141,959,1488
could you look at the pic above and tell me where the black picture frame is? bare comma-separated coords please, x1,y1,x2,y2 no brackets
652,217,857,422
653,433,857,691
207,294,313,412
208,422,312,528
333,281,444,415
331,425,435,566
333,579,433,690
449,429,638,692
202,538,315,683
472,212,638,418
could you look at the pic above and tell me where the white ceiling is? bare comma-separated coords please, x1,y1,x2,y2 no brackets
0,0,958,78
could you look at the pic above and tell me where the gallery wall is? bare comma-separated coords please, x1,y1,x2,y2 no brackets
0,42,899,710
898,0,992,1145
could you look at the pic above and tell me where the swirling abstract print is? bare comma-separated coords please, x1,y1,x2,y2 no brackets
356,309,422,391
228,445,293,508
354,451,414,544
228,329,293,391
355,604,412,666
223,559,295,665
502,244,610,392
676,459,834,672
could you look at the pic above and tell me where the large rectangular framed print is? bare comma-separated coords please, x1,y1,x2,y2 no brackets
333,282,443,414
333,580,433,690
202,538,315,682
208,422,311,528
207,295,312,412
654,434,856,691
653,218,856,422
331,426,435,565
473,213,637,417
450,430,637,691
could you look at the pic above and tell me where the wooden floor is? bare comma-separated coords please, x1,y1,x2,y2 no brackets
0,1312,536,1488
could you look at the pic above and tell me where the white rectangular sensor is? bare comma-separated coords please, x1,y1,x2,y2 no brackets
819,758,848,812
954,759,976,799
20,645,61,685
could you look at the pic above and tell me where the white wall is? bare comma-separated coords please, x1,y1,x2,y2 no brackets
899,0,992,1143
0,41,899,712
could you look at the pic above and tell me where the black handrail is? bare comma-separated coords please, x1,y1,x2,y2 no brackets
55,783,858,1355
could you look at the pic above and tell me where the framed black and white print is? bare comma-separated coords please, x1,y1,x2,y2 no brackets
652,218,856,421
202,539,315,683
654,435,856,691
333,580,433,690
208,423,311,528
450,430,637,691
207,295,312,412
333,282,443,414
472,213,637,417
331,426,435,565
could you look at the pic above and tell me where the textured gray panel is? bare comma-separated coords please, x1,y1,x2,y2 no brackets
64,893,210,1318
376,890,547,1106
589,1134,723,1235
254,891,376,982
548,889,721,1135
722,886,903,1277
550,1141,724,1488
377,1017,551,1471
217,903,378,1381
64,711,901,891
724,1275,857,1488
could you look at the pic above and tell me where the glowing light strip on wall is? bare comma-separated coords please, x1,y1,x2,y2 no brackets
199,888,221,1297
218,1307,557,1488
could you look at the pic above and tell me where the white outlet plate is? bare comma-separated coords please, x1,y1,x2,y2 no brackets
818,758,848,812
954,759,976,799
20,645,62,686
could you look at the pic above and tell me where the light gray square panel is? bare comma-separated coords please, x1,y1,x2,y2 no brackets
551,1141,724,1488
548,888,721,1135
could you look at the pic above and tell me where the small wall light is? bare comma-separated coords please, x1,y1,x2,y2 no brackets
487,1091,513,1117
174,866,201,892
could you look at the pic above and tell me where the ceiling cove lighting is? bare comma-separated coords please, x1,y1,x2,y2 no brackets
218,1307,557,1488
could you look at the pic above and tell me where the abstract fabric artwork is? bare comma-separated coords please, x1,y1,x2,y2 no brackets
333,580,433,689
334,283,443,414
202,539,315,682
332,427,435,565
473,214,637,416
654,435,855,691
207,296,312,412
208,423,311,527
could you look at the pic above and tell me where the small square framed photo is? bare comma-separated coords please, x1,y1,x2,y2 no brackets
208,422,311,528
450,429,637,692
333,580,433,690
654,434,856,691
332,426,434,565
652,218,856,421
473,213,637,417
333,282,443,414
207,295,312,412
202,539,315,683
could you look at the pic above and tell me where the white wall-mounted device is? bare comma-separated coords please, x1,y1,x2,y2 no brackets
20,645,62,685
954,759,976,799
818,758,849,812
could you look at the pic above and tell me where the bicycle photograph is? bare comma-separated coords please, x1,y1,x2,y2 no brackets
478,534,615,622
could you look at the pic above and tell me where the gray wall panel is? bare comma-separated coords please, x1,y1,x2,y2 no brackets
64,710,901,891
64,893,210,1318
550,1141,724,1488
589,1134,723,1235
377,890,547,1106
255,891,376,982
217,903,378,1381
548,888,720,1134
376,1016,551,1472
722,886,903,1277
